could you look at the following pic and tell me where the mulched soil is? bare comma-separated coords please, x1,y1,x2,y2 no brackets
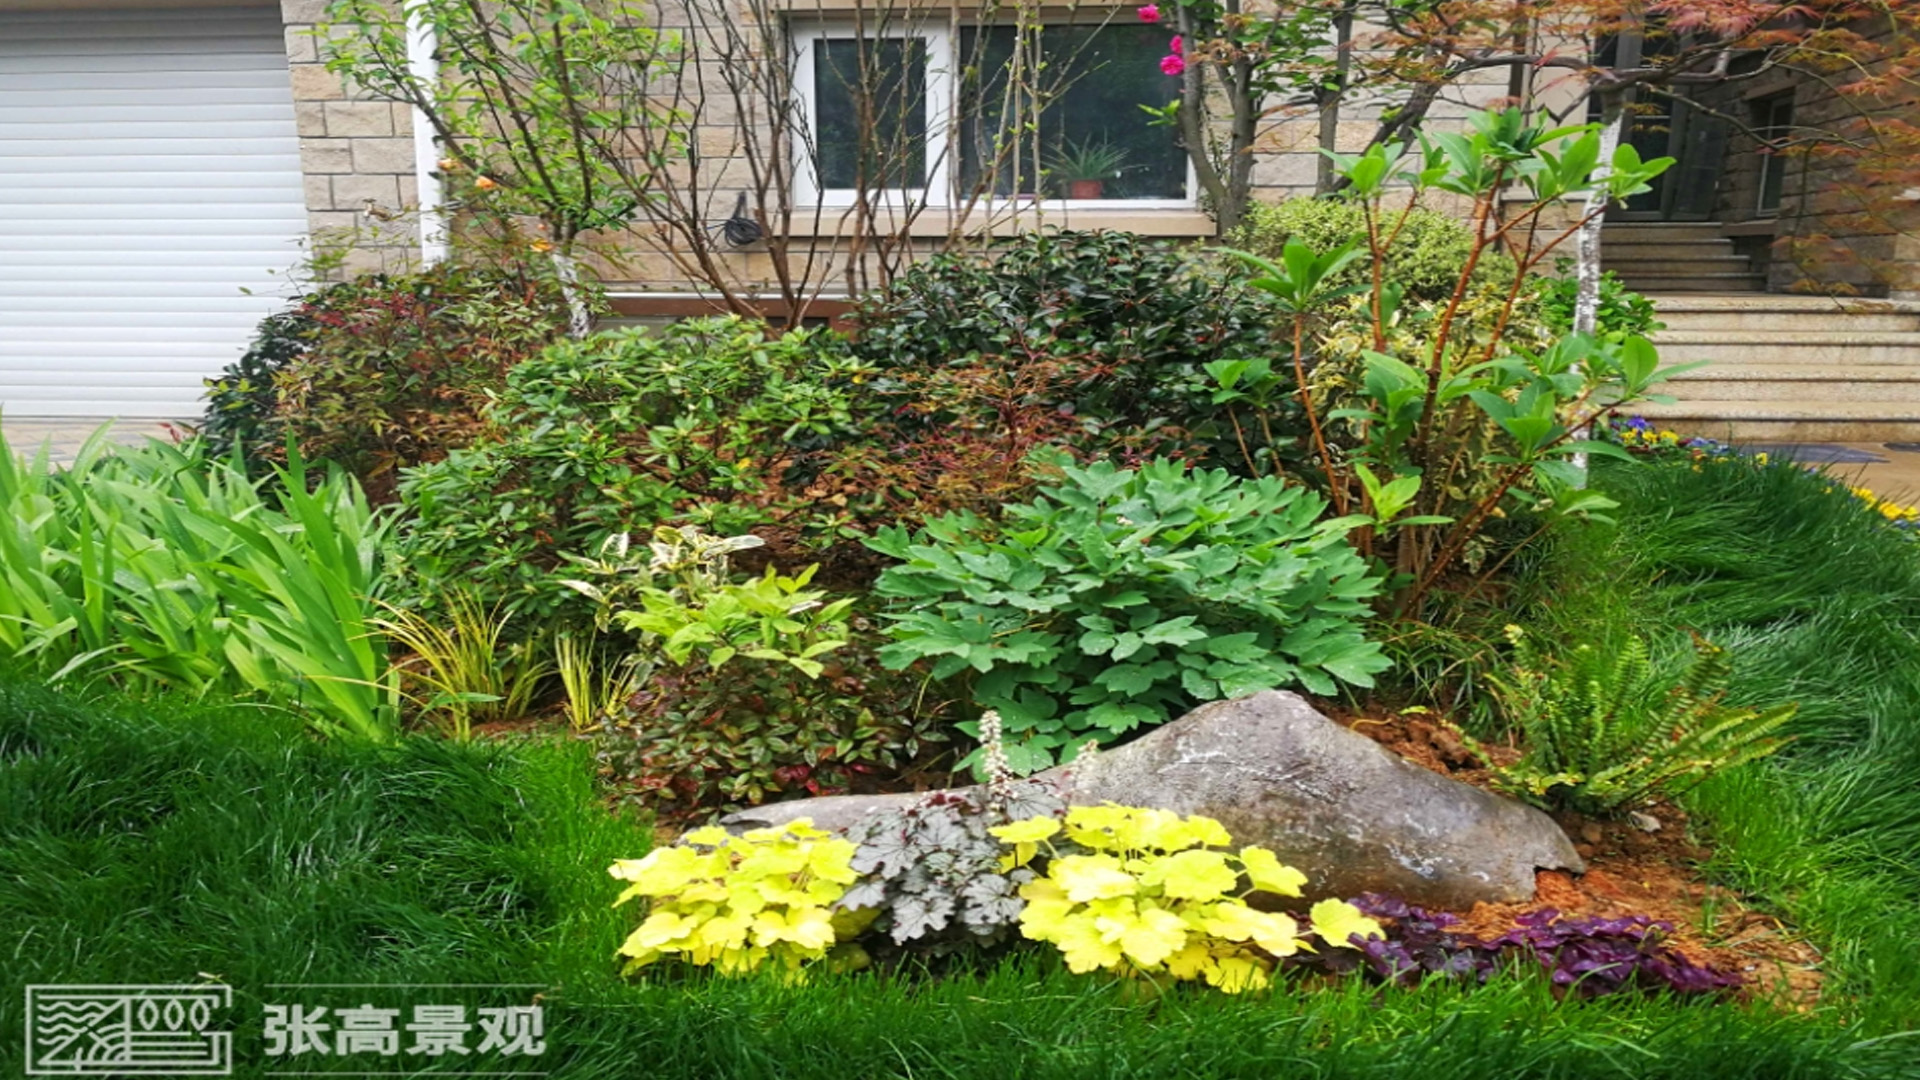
1330,705,1825,1008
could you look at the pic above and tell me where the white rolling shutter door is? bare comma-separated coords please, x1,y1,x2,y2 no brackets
0,5,309,417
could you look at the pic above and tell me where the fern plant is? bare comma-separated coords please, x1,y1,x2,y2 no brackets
1485,627,1796,814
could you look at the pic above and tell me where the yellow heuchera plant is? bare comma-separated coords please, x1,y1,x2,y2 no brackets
609,819,872,979
990,806,1383,993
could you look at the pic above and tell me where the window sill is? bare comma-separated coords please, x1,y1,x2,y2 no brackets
779,205,1217,239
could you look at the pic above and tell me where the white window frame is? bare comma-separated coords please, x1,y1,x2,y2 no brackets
791,21,1196,212
791,23,953,211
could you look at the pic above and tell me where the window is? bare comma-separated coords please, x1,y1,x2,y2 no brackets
792,20,1190,209
1752,92,1793,215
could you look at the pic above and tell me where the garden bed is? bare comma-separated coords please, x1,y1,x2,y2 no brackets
1320,707,1824,1007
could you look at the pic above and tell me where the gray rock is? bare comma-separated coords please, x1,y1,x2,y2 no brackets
725,691,1583,909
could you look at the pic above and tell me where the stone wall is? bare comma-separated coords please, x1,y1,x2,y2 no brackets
271,0,1516,296
1690,17,1920,299
281,0,421,278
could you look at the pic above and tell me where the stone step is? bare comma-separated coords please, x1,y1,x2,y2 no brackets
1664,364,1920,402
1602,223,1729,241
1651,293,1920,313
1634,399,1920,441
1606,255,1755,274
1652,331,1920,366
1650,295,1920,332
1604,239,1738,256
1618,274,1767,292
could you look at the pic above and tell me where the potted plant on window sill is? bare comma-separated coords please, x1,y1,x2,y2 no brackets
1046,138,1131,200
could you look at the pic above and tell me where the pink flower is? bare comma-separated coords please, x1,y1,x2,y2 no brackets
1137,4,1161,22
1169,35,1183,52
1160,52,1186,76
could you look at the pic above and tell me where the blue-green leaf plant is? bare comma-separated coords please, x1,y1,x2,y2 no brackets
1218,108,1699,615
869,459,1388,774
0,427,398,738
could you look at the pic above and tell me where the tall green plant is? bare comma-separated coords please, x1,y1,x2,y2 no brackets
0,431,397,738
1221,108,1697,613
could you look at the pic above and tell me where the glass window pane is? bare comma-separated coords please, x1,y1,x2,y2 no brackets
813,38,927,191
1756,95,1791,214
959,24,1184,201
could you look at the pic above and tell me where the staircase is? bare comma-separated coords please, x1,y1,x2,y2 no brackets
1634,294,1920,441
1602,222,1765,293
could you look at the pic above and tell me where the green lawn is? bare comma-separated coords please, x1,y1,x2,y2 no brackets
2,454,1918,1078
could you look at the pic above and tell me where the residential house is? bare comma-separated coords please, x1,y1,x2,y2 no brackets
0,0,1914,424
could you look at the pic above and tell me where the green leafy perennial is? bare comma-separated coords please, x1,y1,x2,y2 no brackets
1486,627,1797,814
869,459,1389,772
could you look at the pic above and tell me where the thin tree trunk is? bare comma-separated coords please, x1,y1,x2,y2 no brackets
550,249,593,339
1316,7,1354,194
1573,93,1622,337
1568,91,1623,482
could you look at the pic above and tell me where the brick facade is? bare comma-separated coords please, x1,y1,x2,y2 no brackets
1689,17,1920,300
282,0,421,278
281,3,1918,300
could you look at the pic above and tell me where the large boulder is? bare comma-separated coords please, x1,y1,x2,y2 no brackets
725,691,1583,909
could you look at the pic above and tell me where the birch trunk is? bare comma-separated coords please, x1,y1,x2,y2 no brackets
1570,93,1624,481
1574,95,1623,336
550,249,593,339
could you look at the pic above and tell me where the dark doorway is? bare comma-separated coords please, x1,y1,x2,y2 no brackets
1591,33,1729,221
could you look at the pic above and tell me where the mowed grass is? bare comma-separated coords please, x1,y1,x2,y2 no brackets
1,668,1913,1078
0,685,639,1075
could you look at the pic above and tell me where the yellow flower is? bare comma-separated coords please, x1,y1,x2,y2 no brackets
473,175,498,190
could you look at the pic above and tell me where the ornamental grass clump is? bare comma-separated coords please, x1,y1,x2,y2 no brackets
994,806,1382,993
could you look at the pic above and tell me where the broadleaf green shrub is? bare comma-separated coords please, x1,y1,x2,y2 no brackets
391,317,877,621
868,459,1390,772
1484,626,1796,814
848,229,1294,474
202,263,572,498
0,432,397,738
200,310,312,467
1232,197,1519,303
